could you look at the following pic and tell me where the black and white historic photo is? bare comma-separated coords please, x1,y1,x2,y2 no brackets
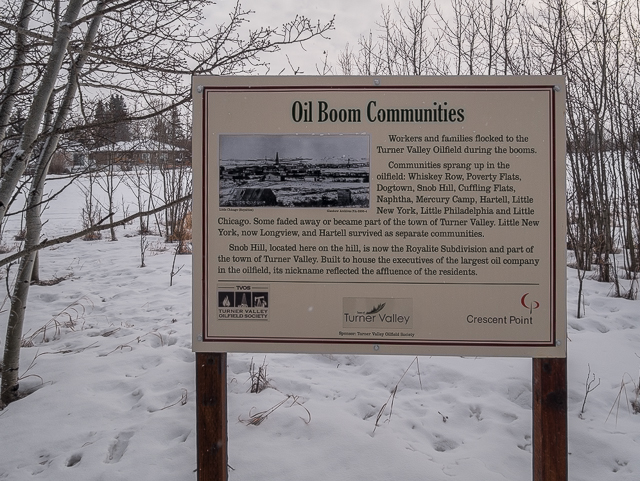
219,134,370,208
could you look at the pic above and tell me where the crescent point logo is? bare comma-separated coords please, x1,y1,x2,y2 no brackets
521,293,540,314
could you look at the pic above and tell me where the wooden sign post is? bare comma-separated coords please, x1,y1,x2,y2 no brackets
196,353,228,481
533,357,568,480
192,76,568,480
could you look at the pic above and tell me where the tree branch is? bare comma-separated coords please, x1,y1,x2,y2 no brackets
0,194,192,268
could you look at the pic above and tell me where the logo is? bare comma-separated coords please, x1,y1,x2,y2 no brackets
342,298,413,329
366,303,386,314
520,293,540,314
217,284,269,321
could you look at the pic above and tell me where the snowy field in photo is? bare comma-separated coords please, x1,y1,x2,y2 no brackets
0,173,639,480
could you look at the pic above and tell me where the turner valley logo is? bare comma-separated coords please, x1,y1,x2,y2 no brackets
217,285,269,320
342,298,413,329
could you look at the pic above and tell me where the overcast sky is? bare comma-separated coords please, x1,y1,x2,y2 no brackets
207,1,397,75
220,134,370,160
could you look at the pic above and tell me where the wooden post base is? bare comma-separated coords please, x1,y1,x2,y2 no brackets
533,357,567,481
196,352,228,481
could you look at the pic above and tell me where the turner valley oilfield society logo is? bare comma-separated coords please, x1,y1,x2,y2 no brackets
342,298,413,330
217,285,269,321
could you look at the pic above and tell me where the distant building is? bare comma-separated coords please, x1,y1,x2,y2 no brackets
21,141,89,175
230,187,278,206
264,173,284,181
53,142,90,174
89,140,189,167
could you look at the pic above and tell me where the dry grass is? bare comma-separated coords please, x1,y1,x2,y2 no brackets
372,356,423,434
248,357,270,393
21,296,92,347
240,395,310,426
33,272,73,286
166,211,192,243
607,372,640,424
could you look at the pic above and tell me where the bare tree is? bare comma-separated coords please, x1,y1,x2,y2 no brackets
338,1,441,76
0,0,85,229
0,0,333,407
333,0,640,310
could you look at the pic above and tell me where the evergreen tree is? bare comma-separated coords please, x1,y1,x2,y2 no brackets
108,94,131,143
91,94,131,147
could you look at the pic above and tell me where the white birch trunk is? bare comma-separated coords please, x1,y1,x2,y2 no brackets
1,0,106,408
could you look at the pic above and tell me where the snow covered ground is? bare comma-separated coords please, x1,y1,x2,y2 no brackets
1,174,639,480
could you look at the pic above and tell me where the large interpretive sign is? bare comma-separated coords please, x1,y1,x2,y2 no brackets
192,76,566,357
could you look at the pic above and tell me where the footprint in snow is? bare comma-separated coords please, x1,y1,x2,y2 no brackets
66,452,82,467
105,431,134,464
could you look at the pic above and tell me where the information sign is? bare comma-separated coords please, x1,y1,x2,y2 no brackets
192,76,566,357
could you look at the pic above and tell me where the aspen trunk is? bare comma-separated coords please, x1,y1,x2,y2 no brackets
1,0,106,407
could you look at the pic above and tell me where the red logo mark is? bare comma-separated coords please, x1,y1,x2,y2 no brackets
521,293,540,314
